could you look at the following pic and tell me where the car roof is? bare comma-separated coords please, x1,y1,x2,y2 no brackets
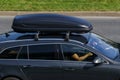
0,31,88,44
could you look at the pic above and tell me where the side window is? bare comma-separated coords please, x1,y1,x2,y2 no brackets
61,44,96,62
17,46,28,59
29,44,59,60
0,47,20,59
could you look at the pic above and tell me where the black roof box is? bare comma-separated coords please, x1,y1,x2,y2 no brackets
12,13,93,33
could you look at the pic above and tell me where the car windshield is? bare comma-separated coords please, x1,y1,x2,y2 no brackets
84,33,120,60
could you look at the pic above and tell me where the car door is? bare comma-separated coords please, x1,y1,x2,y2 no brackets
17,44,62,80
60,43,120,80
0,46,27,80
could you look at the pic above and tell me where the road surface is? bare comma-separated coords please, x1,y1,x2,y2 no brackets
0,16,120,42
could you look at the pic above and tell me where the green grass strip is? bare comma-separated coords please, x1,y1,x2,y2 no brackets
0,0,120,11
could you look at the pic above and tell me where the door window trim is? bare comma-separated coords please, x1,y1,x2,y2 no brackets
27,43,60,60
60,43,110,64
59,43,105,62
0,46,23,59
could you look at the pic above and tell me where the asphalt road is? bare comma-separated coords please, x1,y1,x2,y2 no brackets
0,16,120,43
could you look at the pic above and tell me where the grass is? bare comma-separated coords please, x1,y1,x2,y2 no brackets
0,0,120,11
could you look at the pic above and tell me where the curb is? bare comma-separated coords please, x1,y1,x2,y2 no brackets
0,11,120,16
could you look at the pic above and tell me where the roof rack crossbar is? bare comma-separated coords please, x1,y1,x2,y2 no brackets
65,31,70,41
34,31,40,41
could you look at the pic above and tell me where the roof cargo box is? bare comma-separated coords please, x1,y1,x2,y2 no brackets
12,14,93,33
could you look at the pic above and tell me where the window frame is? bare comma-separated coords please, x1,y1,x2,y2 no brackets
16,46,29,59
59,43,97,62
27,43,60,60
0,46,23,59
0,43,61,60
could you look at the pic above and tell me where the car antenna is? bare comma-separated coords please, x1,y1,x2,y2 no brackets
34,31,40,41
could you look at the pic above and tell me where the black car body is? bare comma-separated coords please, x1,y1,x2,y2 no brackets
0,14,120,80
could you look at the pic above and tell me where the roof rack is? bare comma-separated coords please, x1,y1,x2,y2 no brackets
34,31,71,41
34,31,40,41
65,31,70,41
11,13,93,41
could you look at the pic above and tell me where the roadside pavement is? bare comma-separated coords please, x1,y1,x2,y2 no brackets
0,11,120,16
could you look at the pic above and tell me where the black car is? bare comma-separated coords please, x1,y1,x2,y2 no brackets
0,14,120,80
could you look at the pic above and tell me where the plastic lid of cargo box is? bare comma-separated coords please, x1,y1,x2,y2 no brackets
12,13,93,33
